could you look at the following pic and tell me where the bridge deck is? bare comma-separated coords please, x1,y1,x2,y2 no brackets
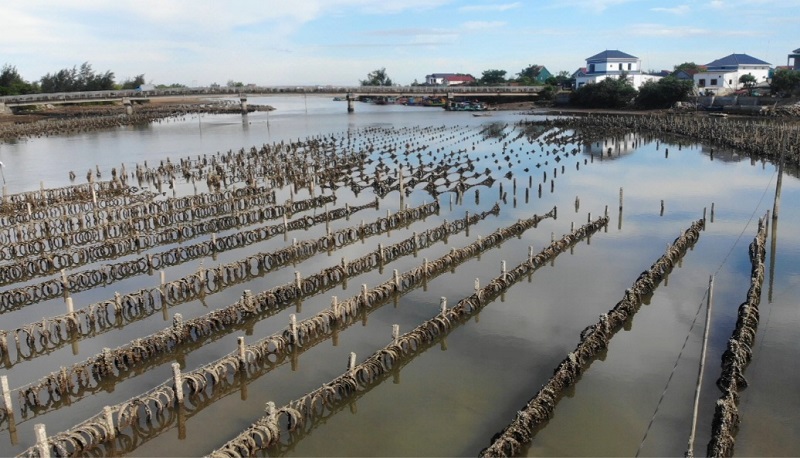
0,85,542,107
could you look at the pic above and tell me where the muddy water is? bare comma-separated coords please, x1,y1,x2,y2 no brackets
0,95,797,456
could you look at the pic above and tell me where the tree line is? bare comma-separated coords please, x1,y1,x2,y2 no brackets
0,62,184,96
361,62,800,110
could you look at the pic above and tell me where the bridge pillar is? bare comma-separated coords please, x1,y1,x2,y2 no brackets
122,98,133,115
239,95,248,114
0,103,6,114
346,93,354,113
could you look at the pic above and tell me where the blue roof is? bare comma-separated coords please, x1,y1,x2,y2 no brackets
586,50,637,61
706,53,771,67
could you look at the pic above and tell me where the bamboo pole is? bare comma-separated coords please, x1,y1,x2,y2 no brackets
686,275,714,457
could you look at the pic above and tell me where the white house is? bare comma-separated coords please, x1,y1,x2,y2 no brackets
693,53,771,95
574,50,661,90
424,73,476,86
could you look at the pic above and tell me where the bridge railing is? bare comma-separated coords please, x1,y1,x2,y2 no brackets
0,85,542,105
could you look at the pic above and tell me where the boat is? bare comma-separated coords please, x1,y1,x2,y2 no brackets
447,100,488,111
421,96,446,107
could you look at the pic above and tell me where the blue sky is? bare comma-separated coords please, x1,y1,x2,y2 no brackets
2,0,798,87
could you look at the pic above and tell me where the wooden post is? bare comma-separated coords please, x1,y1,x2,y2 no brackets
773,147,785,221
35,423,50,458
172,363,184,404
393,269,400,289
331,296,339,320
474,278,480,292
1,375,12,414
103,406,116,440
392,324,400,345
686,275,714,457
440,297,447,315
290,314,298,344
348,352,357,375
238,336,247,369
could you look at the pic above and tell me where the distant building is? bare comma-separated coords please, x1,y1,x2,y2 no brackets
574,50,661,89
673,68,703,81
522,65,553,83
571,67,587,80
693,53,771,95
788,48,800,71
424,73,476,86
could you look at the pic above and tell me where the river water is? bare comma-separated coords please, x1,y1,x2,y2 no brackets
0,95,798,456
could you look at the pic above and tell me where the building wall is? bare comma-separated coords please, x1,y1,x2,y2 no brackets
694,66,770,94
587,60,639,74
788,54,800,71
575,72,659,90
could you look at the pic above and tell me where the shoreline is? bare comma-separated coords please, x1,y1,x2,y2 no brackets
1,95,796,142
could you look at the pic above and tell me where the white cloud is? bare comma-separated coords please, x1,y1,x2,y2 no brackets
628,24,708,36
548,0,637,13
651,5,691,14
461,21,507,30
458,2,522,12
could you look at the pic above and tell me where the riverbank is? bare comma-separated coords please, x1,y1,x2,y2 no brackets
0,96,273,141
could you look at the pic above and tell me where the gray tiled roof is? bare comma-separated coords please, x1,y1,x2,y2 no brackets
705,53,771,67
586,50,637,61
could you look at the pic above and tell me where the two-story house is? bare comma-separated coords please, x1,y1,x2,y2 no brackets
693,53,771,95
574,50,661,90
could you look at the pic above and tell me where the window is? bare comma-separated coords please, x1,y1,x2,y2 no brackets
628,63,632,70
699,79,706,87
589,64,595,73
710,79,718,86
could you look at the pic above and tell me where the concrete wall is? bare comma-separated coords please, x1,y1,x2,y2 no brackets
697,95,774,107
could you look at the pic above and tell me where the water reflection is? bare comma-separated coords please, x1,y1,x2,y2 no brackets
0,101,798,457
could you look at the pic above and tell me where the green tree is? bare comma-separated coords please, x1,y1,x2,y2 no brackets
545,70,573,88
515,65,546,86
0,64,38,95
770,68,800,96
538,85,556,101
739,74,757,89
671,62,703,76
570,77,637,109
40,62,115,93
121,74,146,90
156,83,188,89
360,68,393,86
478,69,507,85
635,76,694,109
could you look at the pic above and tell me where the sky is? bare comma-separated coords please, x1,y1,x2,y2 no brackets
1,0,798,87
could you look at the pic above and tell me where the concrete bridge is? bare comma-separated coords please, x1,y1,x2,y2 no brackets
0,85,543,114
